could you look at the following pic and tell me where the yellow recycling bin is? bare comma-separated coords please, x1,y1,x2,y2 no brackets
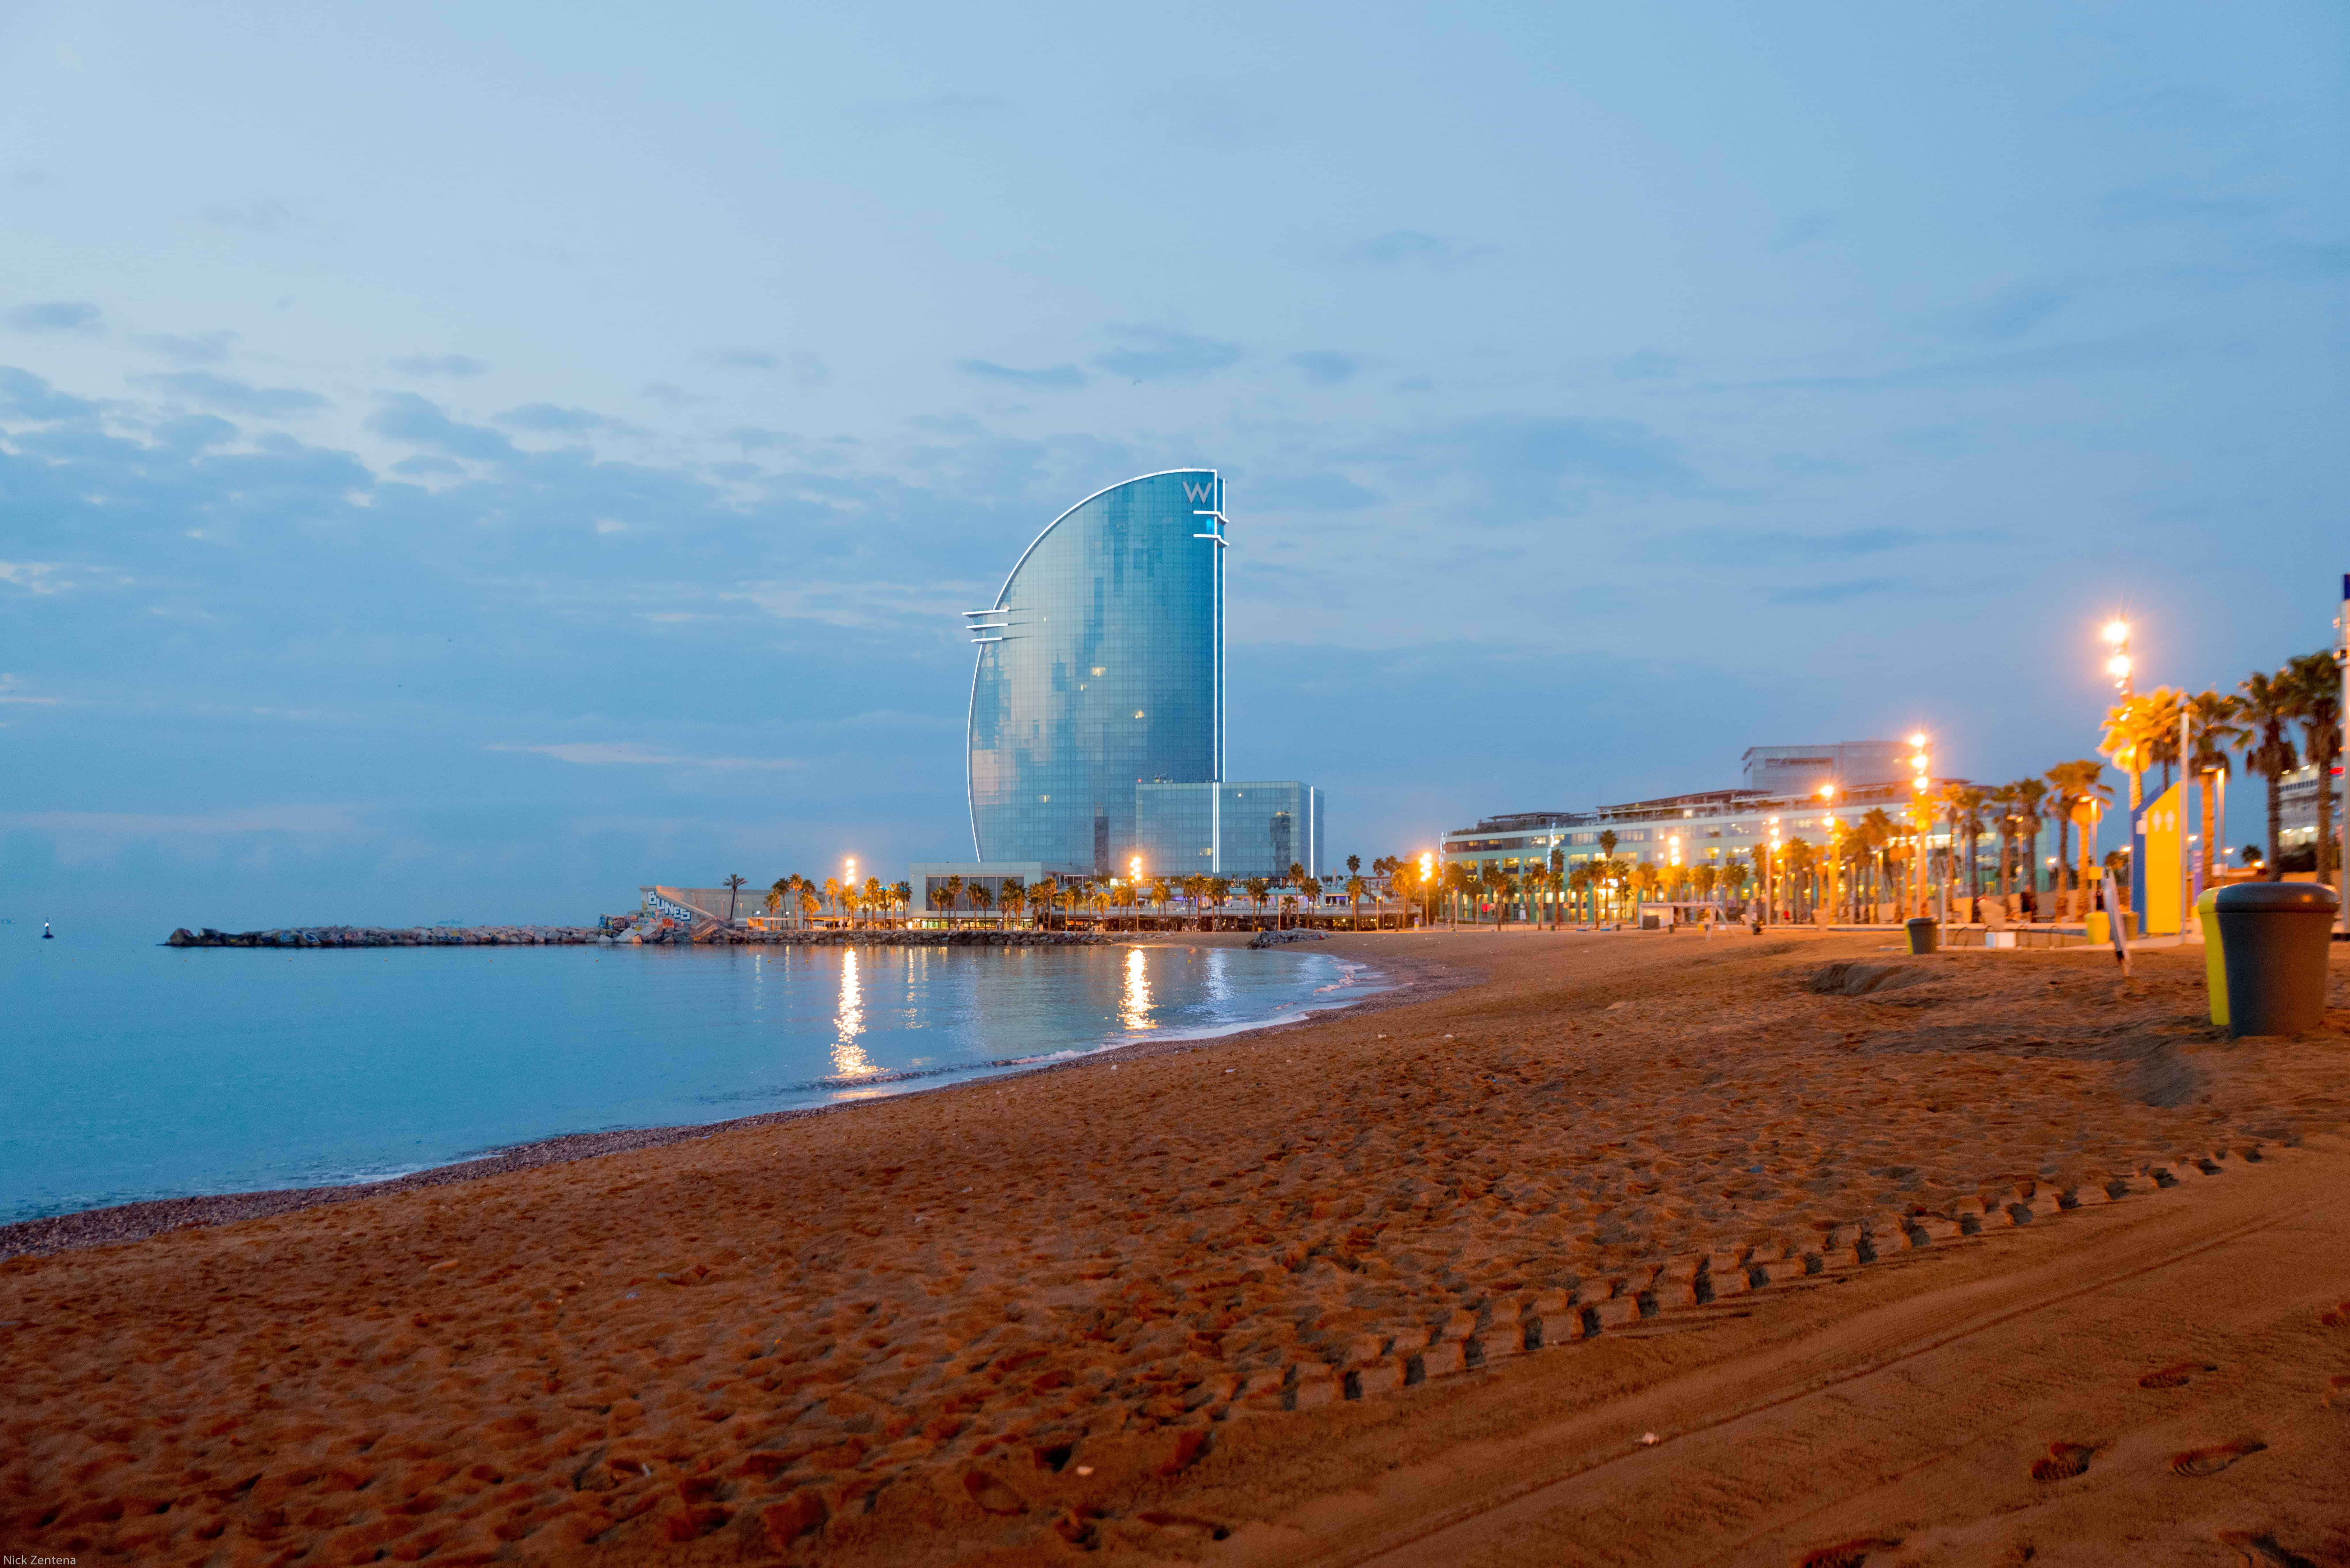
2197,887,2227,1028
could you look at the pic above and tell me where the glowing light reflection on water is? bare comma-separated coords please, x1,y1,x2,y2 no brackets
1,939,1382,1223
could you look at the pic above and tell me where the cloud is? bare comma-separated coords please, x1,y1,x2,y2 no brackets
0,367,99,421
702,348,780,371
1340,230,1490,270
6,300,100,334
1766,577,1904,605
1714,337,2166,395
0,564,72,595
1288,351,1360,386
1359,413,1692,515
1093,327,1242,382
1245,473,1380,511
199,199,294,231
136,371,328,418
136,330,238,364
0,673,62,702
959,359,1088,389
367,393,518,463
1652,526,1922,565
641,381,713,408
1611,349,1684,380
389,354,488,377
724,579,986,630
0,805,360,836
488,743,800,771
1941,282,2071,343
494,403,643,436
390,455,465,479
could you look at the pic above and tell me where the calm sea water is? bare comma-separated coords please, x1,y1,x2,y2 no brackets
0,934,1379,1223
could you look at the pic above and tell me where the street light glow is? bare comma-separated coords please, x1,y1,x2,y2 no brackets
2107,653,2132,679
2102,619,2129,645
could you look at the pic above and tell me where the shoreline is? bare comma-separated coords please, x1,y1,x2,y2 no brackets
0,937,1474,1261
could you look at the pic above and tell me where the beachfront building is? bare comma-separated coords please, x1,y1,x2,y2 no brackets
1133,780,1323,882
1440,743,1976,917
964,469,1319,878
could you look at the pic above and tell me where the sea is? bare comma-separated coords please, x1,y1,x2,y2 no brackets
0,933,1382,1224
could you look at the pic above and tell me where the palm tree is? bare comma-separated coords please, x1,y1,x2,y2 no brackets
2288,651,2343,882
765,876,788,917
1346,872,1368,929
2010,779,2048,908
2042,762,2096,917
892,881,912,925
969,884,994,926
1597,829,1619,863
823,876,844,926
861,876,883,929
999,876,1025,929
2240,667,2300,881
1207,875,1231,928
720,874,747,922
1244,877,1270,927
941,874,964,925
2186,690,2247,892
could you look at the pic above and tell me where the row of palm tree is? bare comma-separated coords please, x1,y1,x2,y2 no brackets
760,873,915,927
2100,649,2341,882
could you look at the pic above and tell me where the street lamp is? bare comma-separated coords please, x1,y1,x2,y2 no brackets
844,857,858,929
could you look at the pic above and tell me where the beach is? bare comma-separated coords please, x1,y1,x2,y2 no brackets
5,929,2347,1565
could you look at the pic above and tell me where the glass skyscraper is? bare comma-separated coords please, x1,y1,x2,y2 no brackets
966,470,1226,874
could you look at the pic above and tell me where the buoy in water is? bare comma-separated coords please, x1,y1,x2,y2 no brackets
42,922,54,939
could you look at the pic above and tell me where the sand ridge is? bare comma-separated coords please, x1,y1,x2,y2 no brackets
3,930,2345,1564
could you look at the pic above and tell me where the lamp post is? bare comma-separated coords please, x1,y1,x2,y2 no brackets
1766,817,1780,927
1907,733,1931,919
1419,851,1434,930
2103,620,2139,812
844,857,858,929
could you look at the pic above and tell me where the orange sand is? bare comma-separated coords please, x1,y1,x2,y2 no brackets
4,930,2346,1565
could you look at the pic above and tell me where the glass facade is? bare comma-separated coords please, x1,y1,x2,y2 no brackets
1134,781,1322,881
967,471,1223,873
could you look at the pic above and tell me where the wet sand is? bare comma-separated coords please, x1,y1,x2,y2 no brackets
4,929,2346,1565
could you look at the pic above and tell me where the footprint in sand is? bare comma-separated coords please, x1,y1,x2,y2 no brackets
1135,1511,1232,1542
2322,1374,2350,1410
1796,1537,1903,1568
2217,1530,2320,1568
2029,1441,2095,1481
2170,1439,2266,1478
2319,1300,2350,1329
962,1470,1027,1515
2139,1361,2216,1389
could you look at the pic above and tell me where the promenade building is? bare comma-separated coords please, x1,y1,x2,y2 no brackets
1441,743,1962,881
961,470,1318,883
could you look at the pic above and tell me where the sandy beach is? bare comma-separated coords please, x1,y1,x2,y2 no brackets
5,929,2347,1565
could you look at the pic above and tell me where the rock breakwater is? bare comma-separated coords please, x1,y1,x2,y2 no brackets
168,925,600,948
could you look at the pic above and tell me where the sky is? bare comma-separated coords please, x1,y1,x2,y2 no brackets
2,1,2344,929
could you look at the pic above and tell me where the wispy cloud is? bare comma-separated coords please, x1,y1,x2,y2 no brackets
198,199,295,231
0,805,361,836
367,393,517,463
0,673,62,703
959,359,1088,389
6,300,100,334
494,403,642,436
641,381,712,408
135,371,328,418
1654,526,1924,564
0,563,73,595
0,367,98,421
136,329,238,364
701,348,780,371
1340,230,1491,270
1093,327,1241,382
724,579,984,630
1940,281,2071,343
1288,351,1360,386
488,743,800,771
1766,576,1904,605
1611,349,1684,381
390,354,487,377
1247,473,1380,511
845,93,1008,128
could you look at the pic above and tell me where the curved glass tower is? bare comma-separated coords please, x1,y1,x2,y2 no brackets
966,469,1224,873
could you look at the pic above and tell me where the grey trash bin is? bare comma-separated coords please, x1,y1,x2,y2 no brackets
1905,916,1938,955
2215,882,2339,1037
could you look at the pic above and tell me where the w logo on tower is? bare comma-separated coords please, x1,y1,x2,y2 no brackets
1182,479,1216,504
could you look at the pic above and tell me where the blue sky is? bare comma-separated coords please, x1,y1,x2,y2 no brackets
3,1,2344,927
